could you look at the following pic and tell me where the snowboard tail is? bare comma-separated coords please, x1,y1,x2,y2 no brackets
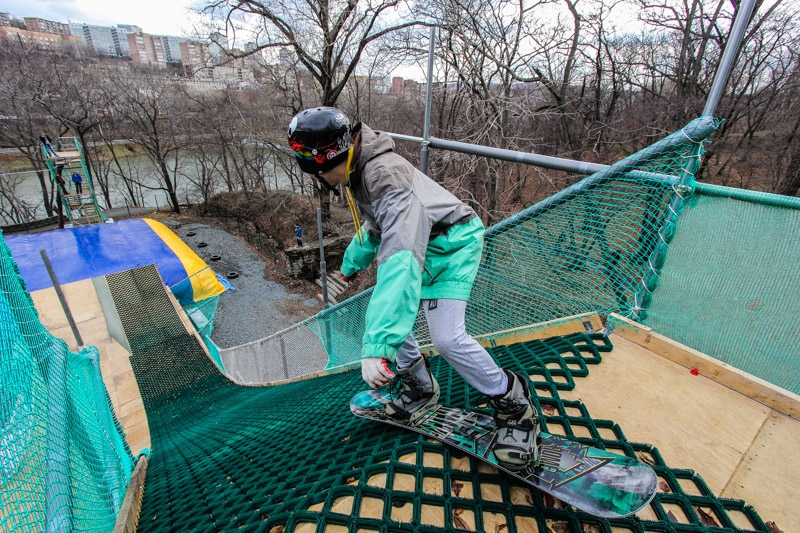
351,389,657,519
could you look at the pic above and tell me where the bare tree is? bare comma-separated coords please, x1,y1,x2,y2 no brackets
0,171,41,224
200,0,428,107
0,41,59,217
199,0,435,219
427,0,595,221
106,70,188,213
30,54,105,183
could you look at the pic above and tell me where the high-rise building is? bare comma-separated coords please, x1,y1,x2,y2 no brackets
69,23,136,57
392,77,405,96
70,23,115,56
0,27,82,50
1,17,81,51
180,40,212,77
116,24,143,34
24,17,70,36
128,33,168,67
161,36,185,64
111,27,130,57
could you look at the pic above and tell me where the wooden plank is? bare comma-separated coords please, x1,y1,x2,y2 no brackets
419,313,604,355
316,276,345,296
113,455,148,533
559,333,771,495
610,313,800,420
722,411,800,529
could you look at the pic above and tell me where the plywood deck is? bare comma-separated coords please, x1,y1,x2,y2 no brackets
557,319,799,529
29,278,798,530
31,279,151,456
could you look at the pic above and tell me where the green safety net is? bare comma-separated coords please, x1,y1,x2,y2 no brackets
312,117,718,368
642,185,800,394
0,114,791,530
0,232,134,531
183,294,224,370
101,273,771,533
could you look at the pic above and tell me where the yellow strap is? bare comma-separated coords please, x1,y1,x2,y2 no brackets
343,148,364,244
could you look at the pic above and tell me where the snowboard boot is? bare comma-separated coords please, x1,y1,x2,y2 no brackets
385,356,440,423
488,369,540,471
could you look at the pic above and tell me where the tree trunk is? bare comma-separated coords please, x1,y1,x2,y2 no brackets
777,148,800,197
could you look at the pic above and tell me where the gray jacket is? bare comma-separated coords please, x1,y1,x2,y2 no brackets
341,124,484,360
347,124,476,268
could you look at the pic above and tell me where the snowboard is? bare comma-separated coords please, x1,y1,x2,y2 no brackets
351,389,658,519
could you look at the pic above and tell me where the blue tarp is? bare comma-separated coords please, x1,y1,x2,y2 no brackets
5,219,215,303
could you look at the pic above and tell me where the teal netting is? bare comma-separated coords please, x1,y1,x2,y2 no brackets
254,116,797,399
183,294,224,370
0,231,134,531
94,233,770,532
111,283,770,533
230,117,719,373
3,113,794,530
643,186,800,394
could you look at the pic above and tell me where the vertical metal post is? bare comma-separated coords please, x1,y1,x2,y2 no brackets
702,0,758,117
40,249,83,347
317,208,334,361
39,248,75,532
317,208,329,309
420,26,436,175
280,336,289,379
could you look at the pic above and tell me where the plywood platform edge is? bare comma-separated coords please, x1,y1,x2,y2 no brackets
609,313,800,421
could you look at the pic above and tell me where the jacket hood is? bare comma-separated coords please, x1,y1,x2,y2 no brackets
353,125,395,180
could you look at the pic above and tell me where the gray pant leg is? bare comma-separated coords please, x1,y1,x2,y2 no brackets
395,334,422,369
424,299,507,397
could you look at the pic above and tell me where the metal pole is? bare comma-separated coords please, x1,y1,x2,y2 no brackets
391,132,607,175
317,208,329,309
280,336,289,379
702,0,758,117
40,249,83,347
39,248,76,532
317,207,334,360
420,26,436,175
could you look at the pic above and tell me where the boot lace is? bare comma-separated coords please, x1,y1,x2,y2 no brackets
388,374,404,400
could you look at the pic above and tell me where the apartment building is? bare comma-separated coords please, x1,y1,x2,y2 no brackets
128,33,168,67
180,40,213,78
69,22,136,57
0,14,82,51
24,17,71,36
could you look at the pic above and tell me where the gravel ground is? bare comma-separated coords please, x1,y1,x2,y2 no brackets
173,220,321,348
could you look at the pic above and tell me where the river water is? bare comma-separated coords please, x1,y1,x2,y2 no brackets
0,153,297,225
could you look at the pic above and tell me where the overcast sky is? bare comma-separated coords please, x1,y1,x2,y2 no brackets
0,0,200,36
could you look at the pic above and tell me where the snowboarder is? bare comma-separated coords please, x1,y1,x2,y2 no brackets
287,107,540,470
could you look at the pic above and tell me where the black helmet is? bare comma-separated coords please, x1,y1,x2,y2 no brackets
288,107,353,175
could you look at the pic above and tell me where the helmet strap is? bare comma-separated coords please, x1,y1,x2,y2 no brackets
316,176,340,197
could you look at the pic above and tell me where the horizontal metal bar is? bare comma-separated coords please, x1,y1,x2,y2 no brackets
695,182,800,210
390,133,608,175
390,116,718,185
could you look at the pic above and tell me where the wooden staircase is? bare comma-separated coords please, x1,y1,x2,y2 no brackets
65,193,104,224
315,270,350,305
44,136,107,225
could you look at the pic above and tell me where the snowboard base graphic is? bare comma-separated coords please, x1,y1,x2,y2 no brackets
351,389,657,518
